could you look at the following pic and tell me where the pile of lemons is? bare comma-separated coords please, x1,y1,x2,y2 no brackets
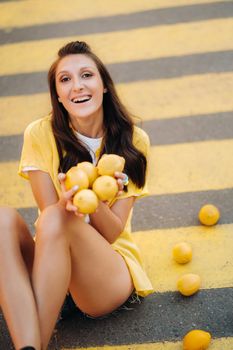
173,204,220,349
65,154,125,214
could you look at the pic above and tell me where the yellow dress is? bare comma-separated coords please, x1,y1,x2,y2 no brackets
18,114,154,297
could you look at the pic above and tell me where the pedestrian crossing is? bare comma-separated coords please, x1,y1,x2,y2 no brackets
1,18,233,75
2,139,233,207
0,0,233,349
2,0,206,29
1,73,233,136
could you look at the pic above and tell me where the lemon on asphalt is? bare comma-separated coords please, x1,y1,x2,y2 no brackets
198,204,220,226
183,329,211,350
177,273,201,296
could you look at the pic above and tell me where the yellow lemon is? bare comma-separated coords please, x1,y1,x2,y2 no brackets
183,329,211,350
77,161,98,187
65,167,89,191
198,204,220,226
73,189,99,214
177,273,201,296
173,242,192,264
92,175,118,201
97,154,125,176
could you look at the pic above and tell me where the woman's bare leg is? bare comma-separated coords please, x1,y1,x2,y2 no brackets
32,205,72,350
0,207,41,350
33,204,133,349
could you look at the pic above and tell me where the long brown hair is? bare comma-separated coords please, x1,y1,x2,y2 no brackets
48,41,147,188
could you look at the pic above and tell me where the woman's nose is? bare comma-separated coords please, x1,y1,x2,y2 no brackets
72,77,84,91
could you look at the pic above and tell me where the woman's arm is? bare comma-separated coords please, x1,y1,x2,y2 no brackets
28,170,59,211
90,196,135,244
57,171,136,244
28,170,136,243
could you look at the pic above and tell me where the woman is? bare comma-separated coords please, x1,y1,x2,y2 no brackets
0,41,153,350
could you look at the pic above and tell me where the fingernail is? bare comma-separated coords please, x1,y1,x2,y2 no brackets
73,185,79,191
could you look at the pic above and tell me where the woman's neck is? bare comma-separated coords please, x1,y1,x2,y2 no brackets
69,116,104,138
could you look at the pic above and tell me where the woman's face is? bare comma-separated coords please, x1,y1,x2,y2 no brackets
55,54,105,125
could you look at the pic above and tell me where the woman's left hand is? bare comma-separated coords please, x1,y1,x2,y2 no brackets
114,172,129,196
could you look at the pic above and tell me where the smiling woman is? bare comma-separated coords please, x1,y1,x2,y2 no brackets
0,41,153,350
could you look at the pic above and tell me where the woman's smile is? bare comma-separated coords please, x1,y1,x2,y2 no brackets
71,95,92,104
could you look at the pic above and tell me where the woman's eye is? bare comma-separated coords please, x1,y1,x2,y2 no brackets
60,76,70,83
82,72,92,79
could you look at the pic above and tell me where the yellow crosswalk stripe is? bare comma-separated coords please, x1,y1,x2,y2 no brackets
0,164,35,208
0,94,51,136
0,0,221,29
134,224,233,292
1,18,233,76
62,336,233,349
118,73,233,122
1,139,233,208
148,139,233,195
1,72,233,135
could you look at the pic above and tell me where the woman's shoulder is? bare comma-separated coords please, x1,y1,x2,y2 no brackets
24,114,52,138
132,125,150,154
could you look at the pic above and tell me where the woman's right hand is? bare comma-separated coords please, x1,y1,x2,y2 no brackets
57,173,84,217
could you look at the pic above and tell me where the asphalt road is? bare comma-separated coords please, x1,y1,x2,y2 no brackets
0,1,233,349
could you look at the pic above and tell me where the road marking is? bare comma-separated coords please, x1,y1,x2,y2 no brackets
1,18,233,75
118,73,233,121
1,72,233,135
2,51,233,97
62,336,233,349
16,188,233,233
148,139,233,195
0,0,223,29
2,111,233,161
134,224,233,292
0,93,51,136
132,188,233,230
143,112,233,145
1,139,233,207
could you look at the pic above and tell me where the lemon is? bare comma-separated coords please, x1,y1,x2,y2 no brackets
198,204,220,226
173,242,192,264
97,154,125,176
92,175,118,201
65,167,89,191
73,189,99,214
77,161,98,187
177,273,201,296
183,329,211,350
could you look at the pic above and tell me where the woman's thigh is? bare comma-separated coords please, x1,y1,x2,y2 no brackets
67,217,134,318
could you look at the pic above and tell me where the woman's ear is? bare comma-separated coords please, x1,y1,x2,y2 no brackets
103,88,107,93
58,96,61,102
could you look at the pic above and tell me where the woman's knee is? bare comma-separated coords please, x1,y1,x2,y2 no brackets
0,207,25,252
36,204,67,242
0,207,21,234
